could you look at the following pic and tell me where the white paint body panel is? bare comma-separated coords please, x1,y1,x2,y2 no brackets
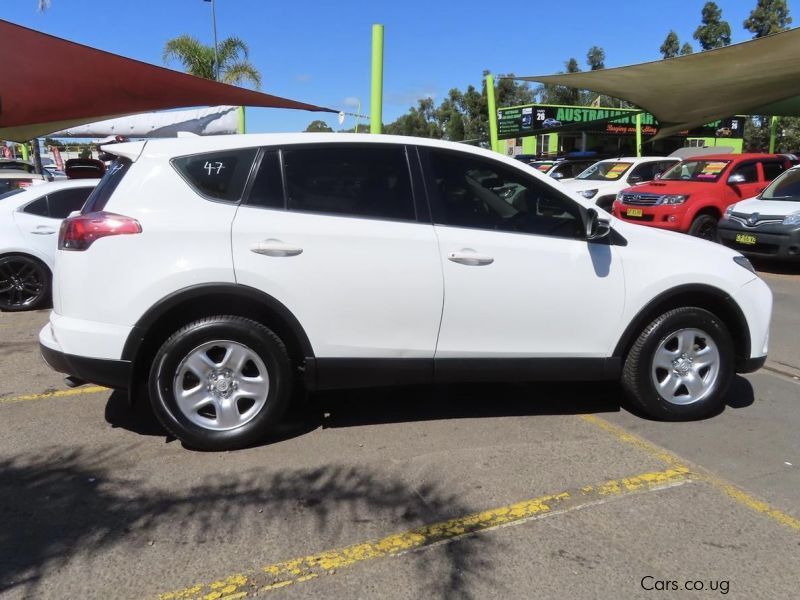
40,133,771,366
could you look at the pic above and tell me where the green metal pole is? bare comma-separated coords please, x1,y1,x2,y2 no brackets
370,24,384,134
635,113,642,157
769,116,778,153
486,73,499,154
238,106,246,134
20,143,29,161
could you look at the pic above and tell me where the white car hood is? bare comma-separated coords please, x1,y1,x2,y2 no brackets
560,179,621,194
732,197,800,217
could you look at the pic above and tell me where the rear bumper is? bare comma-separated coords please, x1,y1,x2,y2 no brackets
39,321,130,389
40,344,131,389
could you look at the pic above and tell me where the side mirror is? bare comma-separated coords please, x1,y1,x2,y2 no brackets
550,171,564,180
654,172,662,180
627,175,643,184
585,208,611,240
728,173,746,184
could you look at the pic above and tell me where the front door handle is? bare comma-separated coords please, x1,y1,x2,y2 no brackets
249,239,303,257
31,226,56,235
447,250,494,266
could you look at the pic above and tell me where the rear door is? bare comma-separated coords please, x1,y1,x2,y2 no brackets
231,144,443,367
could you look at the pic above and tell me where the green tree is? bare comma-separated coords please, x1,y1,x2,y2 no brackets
660,31,680,58
743,0,792,37
163,35,261,88
693,2,732,50
586,46,606,70
680,42,694,55
305,120,333,133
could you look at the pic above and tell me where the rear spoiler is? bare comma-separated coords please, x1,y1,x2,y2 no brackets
99,140,147,161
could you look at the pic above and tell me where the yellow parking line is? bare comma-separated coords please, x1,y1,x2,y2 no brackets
158,467,691,600
580,414,800,531
0,385,109,406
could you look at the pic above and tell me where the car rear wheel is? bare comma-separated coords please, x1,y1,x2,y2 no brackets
621,307,734,420
148,316,292,450
0,254,50,311
688,213,719,241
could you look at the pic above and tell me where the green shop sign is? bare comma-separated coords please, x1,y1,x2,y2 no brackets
497,104,744,141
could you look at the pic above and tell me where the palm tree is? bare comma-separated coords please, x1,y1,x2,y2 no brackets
163,35,262,89
37,0,51,10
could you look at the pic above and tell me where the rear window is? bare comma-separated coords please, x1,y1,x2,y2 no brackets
172,148,257,202
82,158,131,213
0,178,33,194
0,188,26,200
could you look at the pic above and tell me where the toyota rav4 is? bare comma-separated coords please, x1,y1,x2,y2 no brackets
39,134,772,450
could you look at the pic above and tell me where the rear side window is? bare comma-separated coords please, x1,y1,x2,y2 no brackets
173,148,257,202
23,196,49,216
83,157,131,213
48,188,95,218
282,145,415,221
762,161,787,181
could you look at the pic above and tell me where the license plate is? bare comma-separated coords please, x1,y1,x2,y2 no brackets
626,208,643,217
735,233,757,245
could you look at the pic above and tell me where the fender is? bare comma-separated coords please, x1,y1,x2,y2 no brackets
612,283,751,360
120,282,315,362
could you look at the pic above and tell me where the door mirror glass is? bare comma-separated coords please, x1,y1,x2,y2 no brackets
654,172,662,180
627,175,643,184
585,208,611,240
550,171,564,180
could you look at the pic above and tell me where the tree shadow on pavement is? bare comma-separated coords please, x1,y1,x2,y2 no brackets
0,445,501,600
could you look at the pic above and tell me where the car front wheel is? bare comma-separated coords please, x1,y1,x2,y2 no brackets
148,316,292,450
688,213,719,241
621,307,734,420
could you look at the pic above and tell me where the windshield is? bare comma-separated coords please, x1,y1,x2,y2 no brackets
760,167,800,201
576,161,633,181
661,160,731,182
529,161,555,174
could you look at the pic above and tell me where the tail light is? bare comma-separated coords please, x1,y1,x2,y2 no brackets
58,211,142,251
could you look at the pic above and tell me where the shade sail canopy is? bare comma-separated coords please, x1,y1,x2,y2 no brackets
514,28,800,140
0,20,334,141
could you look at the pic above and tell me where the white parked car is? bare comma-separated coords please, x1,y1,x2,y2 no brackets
39,134,771,450
1,179,98,310
718,165,800,261
561,156,680,212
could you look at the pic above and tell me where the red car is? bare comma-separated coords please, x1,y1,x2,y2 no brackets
612,153,792,240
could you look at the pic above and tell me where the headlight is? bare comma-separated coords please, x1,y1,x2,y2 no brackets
725,205,735,216
658,194,689,205
733,256,756,274
782,212,800,225
579,189,598,199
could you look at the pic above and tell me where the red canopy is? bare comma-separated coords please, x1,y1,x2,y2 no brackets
0,19,335,141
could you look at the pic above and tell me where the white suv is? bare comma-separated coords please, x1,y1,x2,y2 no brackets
39,134,772,450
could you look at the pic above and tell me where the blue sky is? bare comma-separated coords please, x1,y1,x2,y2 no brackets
2,0,768,134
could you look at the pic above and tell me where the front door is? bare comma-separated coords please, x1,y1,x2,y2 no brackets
420,148,626,371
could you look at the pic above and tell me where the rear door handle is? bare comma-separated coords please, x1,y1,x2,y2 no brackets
249,239,303,257
31,226,56,235
447,250,494,266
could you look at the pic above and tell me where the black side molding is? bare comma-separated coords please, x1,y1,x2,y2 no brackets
40,344,131,390
306,357,620,390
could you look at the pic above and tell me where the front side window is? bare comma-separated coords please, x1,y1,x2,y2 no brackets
426,150,584,239
760,168,800,201
282,145,415,221
730,162,758,184
173,148,257,202
661,160,731,182
576,161,633,182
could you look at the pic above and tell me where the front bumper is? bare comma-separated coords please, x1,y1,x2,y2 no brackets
39,320,130,389
718,219,800,260
611,202,689,231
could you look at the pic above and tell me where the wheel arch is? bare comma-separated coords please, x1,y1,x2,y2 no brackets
122,283,314,402
614,284,750,364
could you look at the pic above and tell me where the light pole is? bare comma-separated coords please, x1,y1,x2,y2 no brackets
203,0,220,81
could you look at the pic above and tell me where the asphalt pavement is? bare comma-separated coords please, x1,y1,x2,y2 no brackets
0,264,797,599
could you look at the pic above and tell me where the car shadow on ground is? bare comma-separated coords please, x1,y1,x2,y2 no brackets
0,446,501,599
105,376,755,443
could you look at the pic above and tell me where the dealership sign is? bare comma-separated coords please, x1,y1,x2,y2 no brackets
497,104,745,140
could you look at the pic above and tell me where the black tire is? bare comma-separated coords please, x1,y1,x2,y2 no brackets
0,253,51,311
688,213,719,241
148,316,292,450
621,307,734,421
